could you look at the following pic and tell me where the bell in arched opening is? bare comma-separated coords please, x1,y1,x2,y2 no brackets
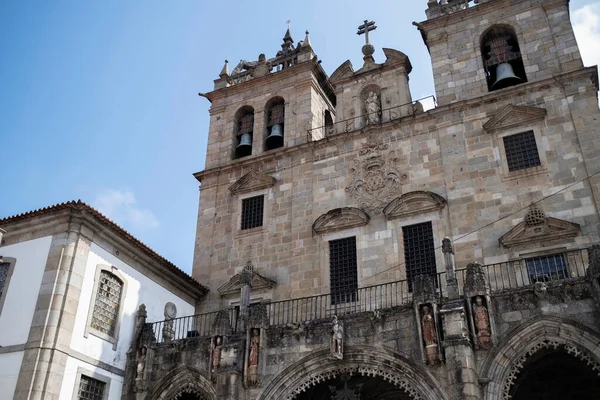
481,27,527,92
266,123,284,149
266,102,285,151
492,62,522,90
235,112,254,159
236,133,252,158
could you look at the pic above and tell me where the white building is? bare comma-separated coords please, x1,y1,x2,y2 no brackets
0,201,207,400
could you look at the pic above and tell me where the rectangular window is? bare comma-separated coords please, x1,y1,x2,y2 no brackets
329,237,358,305
403,222,437,290
526,254,568,283
77,375,106,400
0,263,10,299
241,195,264,230
91,271,123,337
503,130,541,172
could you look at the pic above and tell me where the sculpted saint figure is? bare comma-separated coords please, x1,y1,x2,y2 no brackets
473,296,492,349
421,305,439,364
365,92,381,125
134,346,147,391
211,336,222,374
331,315,344,360
248,329,260,385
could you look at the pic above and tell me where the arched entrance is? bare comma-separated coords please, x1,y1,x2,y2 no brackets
150,367,217,400
480,317,600,400
508,344,600,399
258,346,448,400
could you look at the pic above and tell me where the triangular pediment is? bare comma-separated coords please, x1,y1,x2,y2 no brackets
229,170,276,195
483,105,547,133
383,191,447,220
312,207,370,234
499,217,580,248
330,60,354,83
218,269,276,296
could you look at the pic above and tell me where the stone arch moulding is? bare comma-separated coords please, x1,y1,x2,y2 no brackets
257,346,449,400
150,366,217,400
383,191,447,220
480,316,600,400
312,207,370,234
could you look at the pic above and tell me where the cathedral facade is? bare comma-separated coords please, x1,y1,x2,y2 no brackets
122,0,600,399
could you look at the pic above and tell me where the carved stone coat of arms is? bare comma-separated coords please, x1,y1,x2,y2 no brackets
345,143,406,214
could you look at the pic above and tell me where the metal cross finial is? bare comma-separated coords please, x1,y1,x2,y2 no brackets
357,19,377,45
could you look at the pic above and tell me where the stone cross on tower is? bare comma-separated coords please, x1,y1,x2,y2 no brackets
357,20,377,65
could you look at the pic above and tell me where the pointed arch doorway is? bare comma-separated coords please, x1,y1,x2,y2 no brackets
294,373,412,400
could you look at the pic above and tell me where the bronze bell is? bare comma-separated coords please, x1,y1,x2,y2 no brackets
236,133,252,158
266,124,284,150
492,62,522,90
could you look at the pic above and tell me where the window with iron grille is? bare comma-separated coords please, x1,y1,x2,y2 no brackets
403,222,437,290
0,263,10,300
241,195,264,230
329,237,358,305
77,375,106,400
91,271,123,337
526,254,568,283
503,131,541,172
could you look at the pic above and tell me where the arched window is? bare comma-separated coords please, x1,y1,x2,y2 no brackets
265,97,285,151
481,25,527,92
234,106,254,159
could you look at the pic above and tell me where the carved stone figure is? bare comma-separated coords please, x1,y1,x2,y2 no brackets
133,304,147,343
534,281,548,299
211,336,222,374
472,296,492,349
134,346,147,392
365,91,381,125
248,329,260,385
421,306,439,363
331,315,344,360
162,302,177,342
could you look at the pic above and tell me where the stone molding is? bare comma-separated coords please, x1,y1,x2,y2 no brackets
150,367,216,400
218,269,276,296
257,346,449,400
312,207,370,234
383,191,446,220
330,60,354,83
498,217,580,248
482,105,547,134
228,170,276,195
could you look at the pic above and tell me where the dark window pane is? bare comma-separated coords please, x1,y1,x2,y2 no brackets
241,195,264,230
526,254,568,283
503,131,541,172
78,375,105,400
329,237,358,305
403,222,437,290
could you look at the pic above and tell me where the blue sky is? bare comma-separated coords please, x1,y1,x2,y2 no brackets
1,1,599,274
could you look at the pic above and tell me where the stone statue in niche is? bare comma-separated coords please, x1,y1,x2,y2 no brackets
247,329,260,385
211,336,222,375
421,305,439,364
134,346,147,392
331,315,344,360
472,296,492,349
365,92,381,125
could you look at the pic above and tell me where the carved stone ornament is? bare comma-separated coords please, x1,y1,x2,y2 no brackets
218,267,276,296
364,91,381,125
229,170,276,195
413,274,437,305
330,60,355,83
499,206,580,248
172,384,209,400
312,207,370,234
212,309,233,336
483,104,547,134
420,305,439,364
331,316,344,360
383,191,446,220
464,262,488,298
472,296,492,350
247,329,261,386
345,143,406,214
534,281,548,299
329,374,362,400
248,304,270,329
164,302,177,319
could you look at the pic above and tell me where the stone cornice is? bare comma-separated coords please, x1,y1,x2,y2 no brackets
193,66,598,185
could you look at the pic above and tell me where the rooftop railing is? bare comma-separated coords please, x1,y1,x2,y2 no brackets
147,248,590,343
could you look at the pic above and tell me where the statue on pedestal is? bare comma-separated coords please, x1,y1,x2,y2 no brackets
365,92,381,125
248,329,260,385
331,316,344,360
473,296,491,349
211,336,222,375
421,305,439,364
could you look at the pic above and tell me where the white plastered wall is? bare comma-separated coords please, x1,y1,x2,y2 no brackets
0,236,52,346
58,356,123,400
70,242,195,370
0,351,25,399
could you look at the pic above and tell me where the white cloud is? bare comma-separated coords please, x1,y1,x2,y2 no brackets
573,4,600,68
93,189,159,230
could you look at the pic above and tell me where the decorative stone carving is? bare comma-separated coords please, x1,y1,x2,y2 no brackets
330,60,355,83
133,303,147,344
134,346,147,392
463,262,488,297
162,302,177,342
172,385,209,400
413,274,437,305
248,303,270,329
420,305,439,364
534,281,548,299
331,316,344,360
212,309,233,336
383,191,446,220
346,143,406,214
472,296,491,350
483,104,547,134
218,264,276,296
247,329,260,386
329,374,362,400
382,48,412,73
365,92,381,125
312,207,370,234
211,336,222,375
499,205,580,248
228,170,276,195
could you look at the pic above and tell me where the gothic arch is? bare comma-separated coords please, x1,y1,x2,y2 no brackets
257,346,448,400
150,366,217,400
480,317,600,400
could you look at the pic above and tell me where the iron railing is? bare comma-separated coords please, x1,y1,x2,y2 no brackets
147,248,589,342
